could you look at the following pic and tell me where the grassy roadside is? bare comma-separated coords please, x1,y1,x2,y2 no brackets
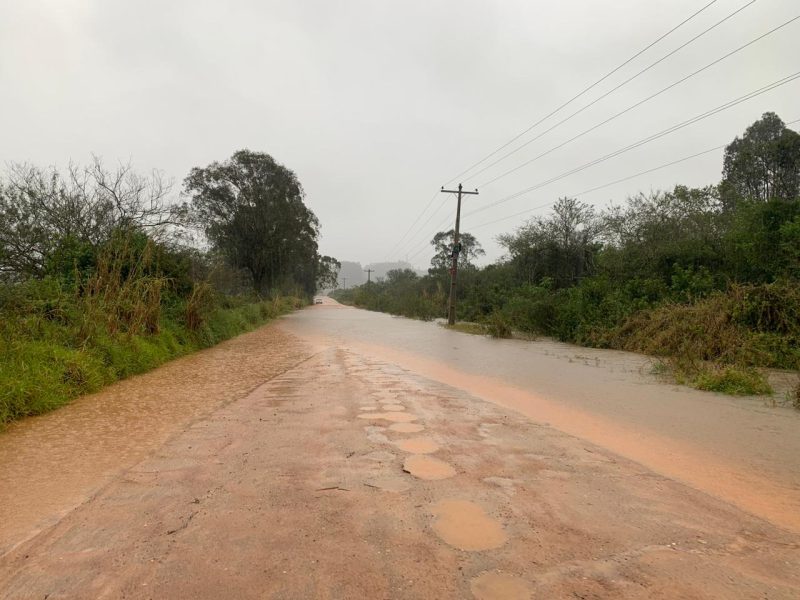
0,291,303,426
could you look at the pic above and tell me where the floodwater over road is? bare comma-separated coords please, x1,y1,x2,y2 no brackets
283,298,800,533
1,298,799,598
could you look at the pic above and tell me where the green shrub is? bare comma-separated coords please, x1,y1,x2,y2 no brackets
485,311,512,338
692,366,772,396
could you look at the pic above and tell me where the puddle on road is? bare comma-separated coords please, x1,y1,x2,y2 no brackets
388,423,425,433
394,437,439,454
381,404,405,411
356,412,418,423
430,499,508,551
403,455,456,480
470,572,533,600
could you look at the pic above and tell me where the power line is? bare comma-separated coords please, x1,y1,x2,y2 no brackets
467,71,800,217
442,0,721,187
471,117,800,232
383,189,439,261
392,0,729,264
391,194,451,259
475,13,800,190
404,73,800,264
472,147,724,231
462,0,756,185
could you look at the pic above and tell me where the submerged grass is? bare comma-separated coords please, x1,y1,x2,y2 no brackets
444,322,487,336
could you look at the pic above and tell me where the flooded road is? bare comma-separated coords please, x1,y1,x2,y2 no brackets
1,299,799,598
282,299,800,533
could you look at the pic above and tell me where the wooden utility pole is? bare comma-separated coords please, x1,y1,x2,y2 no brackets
364,268,374,284
440,183,478,326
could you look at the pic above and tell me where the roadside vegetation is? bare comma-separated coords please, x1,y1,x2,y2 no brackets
0,151,339,425
334,113,800,398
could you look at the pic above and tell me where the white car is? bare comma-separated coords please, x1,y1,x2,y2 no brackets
314,298,324,305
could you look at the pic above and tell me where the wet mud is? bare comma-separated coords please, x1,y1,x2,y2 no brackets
3,300,800,598
388,422,425,433
403,455,456,480
0,323,311,557
430,499,508,551
470,572,533,600
394,436,439,454
284,306,800,534
356,411,418,423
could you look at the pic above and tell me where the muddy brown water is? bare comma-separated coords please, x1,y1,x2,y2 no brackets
430,499,509,551
356,411,418,423
394,436,439,454
470,572,534,600
282,301,800,534
2,297,800,598
403,454,456,480
0,325,310,556
388,422,425,433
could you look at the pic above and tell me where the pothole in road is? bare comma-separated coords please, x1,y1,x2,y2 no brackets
381,404,405,411
430,499,508,551
357,412,418,423
403,455,456,480
388,423,425,433
470,572,533,600
394,437,439,454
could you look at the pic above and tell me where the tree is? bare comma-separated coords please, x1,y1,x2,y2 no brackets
184,150,321,295
316,255,341,290
721,112,800,207
428,230,484,275
0,158,177,281
499,197,602,288
600,186,723,285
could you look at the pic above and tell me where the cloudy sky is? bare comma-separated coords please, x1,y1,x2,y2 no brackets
1,0,798,269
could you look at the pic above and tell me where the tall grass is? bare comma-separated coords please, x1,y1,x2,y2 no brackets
0,256,302,426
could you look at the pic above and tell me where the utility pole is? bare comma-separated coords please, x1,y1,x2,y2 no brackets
440,183,479,326
341,277,347,290
364,268,374,285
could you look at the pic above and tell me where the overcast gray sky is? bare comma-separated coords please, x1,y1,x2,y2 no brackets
1,0,798,269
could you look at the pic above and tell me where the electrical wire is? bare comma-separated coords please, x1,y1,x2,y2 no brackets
403,75,800,264
462,0,756,186
383,189,439,261
468,71,800,217
442,0,721,187
471,116,800,231
475,14,800,190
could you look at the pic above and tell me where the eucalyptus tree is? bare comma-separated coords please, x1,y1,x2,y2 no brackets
184,150,322,295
